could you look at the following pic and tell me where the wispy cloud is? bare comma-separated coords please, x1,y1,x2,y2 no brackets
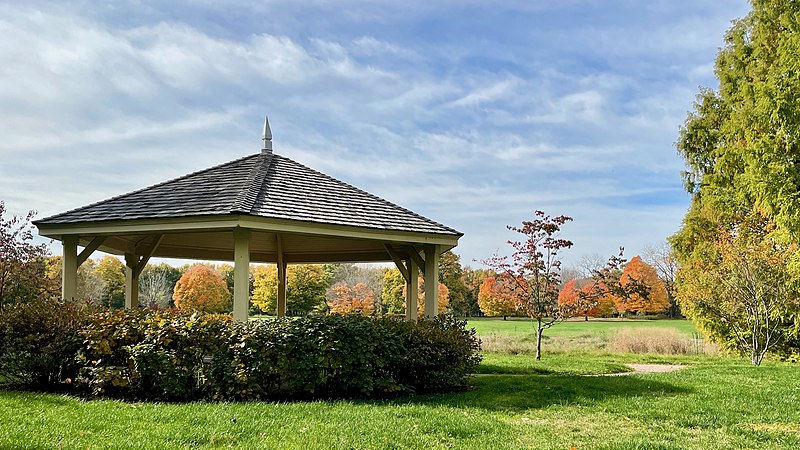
0,0,750,265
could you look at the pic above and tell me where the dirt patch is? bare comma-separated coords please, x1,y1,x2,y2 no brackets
587,363,685,377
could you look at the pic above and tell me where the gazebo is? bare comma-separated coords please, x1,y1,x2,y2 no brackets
34,118,462,321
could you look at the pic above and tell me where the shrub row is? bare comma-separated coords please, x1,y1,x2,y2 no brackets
0,298,481,401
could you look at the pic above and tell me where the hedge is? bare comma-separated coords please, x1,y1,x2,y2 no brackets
0,298,481,401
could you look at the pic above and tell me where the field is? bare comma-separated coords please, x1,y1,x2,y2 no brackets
3,318,800,449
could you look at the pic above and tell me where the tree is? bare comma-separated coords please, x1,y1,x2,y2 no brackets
643,242,680,317
618,256,670,315
251,264,277,313
251,264,327,315
381,268,405,315
172,265,230,313
94,256,125,307
677,215,800,365
463,267,495,316
139,264,175,308
327,282,376,316
671,1,800,361
558,279,615,320
286,264,327,315
0,203,55,307
477,276,520,319
76,259,106,305
439,251,469,316
484,211,574,360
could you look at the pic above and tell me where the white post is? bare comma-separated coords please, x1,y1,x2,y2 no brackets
62,236,78,302
124,253,139,308
233,228,251,322
406,258,419,321
424,244,440,317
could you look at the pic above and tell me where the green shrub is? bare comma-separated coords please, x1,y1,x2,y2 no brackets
10,304,481,401
0,298,88,388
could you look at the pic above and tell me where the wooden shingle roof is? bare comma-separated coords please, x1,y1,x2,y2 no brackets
35,152,461,237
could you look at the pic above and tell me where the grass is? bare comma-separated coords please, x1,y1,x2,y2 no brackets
467,317,699,338
2,318,798,449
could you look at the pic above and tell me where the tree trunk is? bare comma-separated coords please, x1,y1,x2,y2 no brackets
503,316,507,321
535,326,543,360
584,314,588,321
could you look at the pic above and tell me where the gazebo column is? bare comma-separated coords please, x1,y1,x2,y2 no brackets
232,228,251,323
62,235,78,302
406,259,419,321
124,253,139,308
276,235,287,317
423,244,440,317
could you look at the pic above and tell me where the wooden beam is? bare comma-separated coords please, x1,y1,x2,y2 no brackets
384,244,409,282
124,253,139,308
77,236,106,266
133,234,163,277
404,245,425,272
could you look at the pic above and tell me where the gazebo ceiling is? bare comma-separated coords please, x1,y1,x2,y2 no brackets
34,126,461,263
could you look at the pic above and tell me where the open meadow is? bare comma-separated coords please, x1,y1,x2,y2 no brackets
3,318,800,449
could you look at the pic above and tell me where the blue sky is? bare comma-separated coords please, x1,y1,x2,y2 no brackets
0,0,750,267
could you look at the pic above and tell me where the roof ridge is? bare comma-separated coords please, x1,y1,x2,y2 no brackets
272,154,462,235
231,152,272,214
34,154,260,224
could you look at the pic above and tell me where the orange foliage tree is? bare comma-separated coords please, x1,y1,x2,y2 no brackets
558,279,615,319
477,276,521,319
327,282,376,316
618,256,669,314
172,264,231,313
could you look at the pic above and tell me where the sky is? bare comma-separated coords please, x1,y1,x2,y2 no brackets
0,0,751,268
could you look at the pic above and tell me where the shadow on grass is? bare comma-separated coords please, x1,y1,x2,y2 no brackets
395,373,691,413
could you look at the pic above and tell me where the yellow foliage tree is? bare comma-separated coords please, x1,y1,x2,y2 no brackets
619,256,669,314
477,276,520,319
172,264,231,313
251,265,278,313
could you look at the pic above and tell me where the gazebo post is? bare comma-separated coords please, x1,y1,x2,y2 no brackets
276,235,287,317
423,244,440,317
124,253,139,308
406,258,419,321
62,235,78,302
232,228,251,322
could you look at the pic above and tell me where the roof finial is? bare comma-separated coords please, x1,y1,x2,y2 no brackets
262,116,272,153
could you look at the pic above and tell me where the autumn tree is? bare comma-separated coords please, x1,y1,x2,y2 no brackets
251,264,327,315
172,264,231,313
677,215,800,365
381,268,405,315
671,1,800,361
251,264,277,313
95,255,125,307
0,203,55,307
76,259,106,305
463,267,495,316
139,264,179,308
439,251,470,316
484,211,574,360
327,282,376,316
618,256,669,315
558,279,615,320
643,242,680,317
477,276,520,319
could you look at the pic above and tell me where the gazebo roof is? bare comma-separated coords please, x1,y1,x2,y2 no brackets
35,152,460,237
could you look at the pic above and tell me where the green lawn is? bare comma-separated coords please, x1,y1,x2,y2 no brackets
3,318,798,449
3,353,799,449
467,317,699,338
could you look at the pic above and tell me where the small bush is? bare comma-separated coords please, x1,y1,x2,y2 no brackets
0,298,89,388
